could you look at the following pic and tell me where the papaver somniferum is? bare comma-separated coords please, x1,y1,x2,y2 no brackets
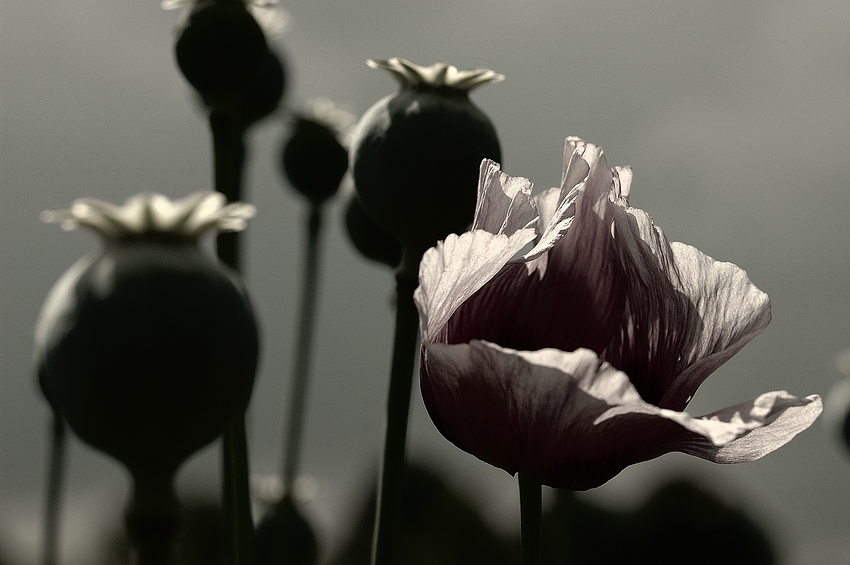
415,136,822,490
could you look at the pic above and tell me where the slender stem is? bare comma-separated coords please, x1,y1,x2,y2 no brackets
370,274,420,565
223,421,254,565
210,109,254,565
519,473,542,565
281,205,324,492
42,413,66,565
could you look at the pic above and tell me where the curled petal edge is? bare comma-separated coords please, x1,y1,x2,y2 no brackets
659,240,772,408
415,228,536,342
422,341,821,486
604,201,772,409
513,345,819,451
674,392,823,463
471,160,538,237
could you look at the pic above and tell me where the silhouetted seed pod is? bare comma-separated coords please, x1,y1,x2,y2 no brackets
825,351,850,455
350,58,503,276
254,494,318,565
282,100,353,206
340,179,402,268
175,0,268,101
238,50,287,128
35,193,259,483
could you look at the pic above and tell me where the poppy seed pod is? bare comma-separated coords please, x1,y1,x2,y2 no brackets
239,50,287,127
282,100,354,206
175,0,268,101
35,192,259,483
350,58,503,276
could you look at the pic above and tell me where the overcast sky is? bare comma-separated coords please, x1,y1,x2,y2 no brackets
3,1,850,564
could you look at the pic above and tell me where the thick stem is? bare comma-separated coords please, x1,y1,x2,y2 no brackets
125,473,179,565
211,109,247,271
42,413,66,565
282,205,324,491
519,473,542,565
210,109,254,565
370,274,420,565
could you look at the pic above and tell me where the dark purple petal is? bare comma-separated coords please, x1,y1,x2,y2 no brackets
601,205,694,406
420,342,641,489
421,341,821,489
415,161,540,341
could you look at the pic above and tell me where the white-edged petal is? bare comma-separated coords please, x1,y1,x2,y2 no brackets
677,392,823,462
524,137,610,260
604,201,771,409
415,229,535,342
471,159,538,236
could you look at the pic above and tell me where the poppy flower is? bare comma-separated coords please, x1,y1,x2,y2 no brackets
415,137,822,490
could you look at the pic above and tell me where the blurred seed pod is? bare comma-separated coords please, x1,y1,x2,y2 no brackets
281,98,355,206
35,193,260,483
254,494,318,565
824,349,850,453
238,50,287,128
175,0,268,103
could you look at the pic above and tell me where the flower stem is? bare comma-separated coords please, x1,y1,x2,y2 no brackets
42,413,66,565
282,205,324,492
210,108,254,565
519,473,542,565
370,274,420,565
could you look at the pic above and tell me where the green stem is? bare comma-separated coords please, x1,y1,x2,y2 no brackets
210,109,254,565
282,205,324,492
370,274,420,565
42,413,66,565
519,473,542,565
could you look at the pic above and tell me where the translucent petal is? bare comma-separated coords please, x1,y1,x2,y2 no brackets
415,229,535,342
603,204,770,409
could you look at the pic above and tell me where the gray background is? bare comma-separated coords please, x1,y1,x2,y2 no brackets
2,1,849,563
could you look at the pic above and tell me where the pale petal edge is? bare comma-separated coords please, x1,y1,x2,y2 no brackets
471,159,538,237
659,241,771,408
676,393,822,463
415,229,535,342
